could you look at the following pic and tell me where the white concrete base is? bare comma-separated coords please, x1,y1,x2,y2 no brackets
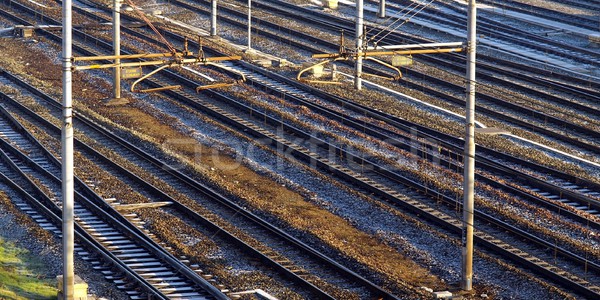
57,274,88,300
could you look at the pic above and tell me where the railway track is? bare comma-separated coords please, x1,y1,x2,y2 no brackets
375,0,600,67
88,12,600,294
35,0,600,278
62,19,600,295
151,0,600,157
99,5,600,242
144,64,600,299
234,0,600,154
0,68,402,299
561,0,600,11
137,0,600,159
4,0,595,295
74,2,600,223
476,0,600,31
0,94,226,299
0,9,404,299
223,62,600,226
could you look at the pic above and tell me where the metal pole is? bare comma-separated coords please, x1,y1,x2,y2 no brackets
61,0,75,297
211,0,217,36
113,0,121,99
355,0,363,90
247,0,251,50
461,0,477,291
378,0,386,18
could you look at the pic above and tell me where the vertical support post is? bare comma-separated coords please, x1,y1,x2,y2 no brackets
461,0,477,292
331,64,337,81
113,0,121,99
355,0,363,90
61,0,75,298
247,0,251,50
211,0,217,36
378,0,386,18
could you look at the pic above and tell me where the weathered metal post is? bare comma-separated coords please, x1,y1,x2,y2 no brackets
378,0,386,18
61,0,75,297
211,0,217,36
113,0,121,99
247,0,251,50
355,0,363,90
461,0,477,291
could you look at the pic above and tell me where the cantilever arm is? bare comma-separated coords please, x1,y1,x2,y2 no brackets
297,58,346,84
297,59,330,81
130,64,181,93
206,62,246,82
195,62,246,92
364,57,402,80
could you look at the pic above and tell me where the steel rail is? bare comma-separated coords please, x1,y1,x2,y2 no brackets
3,0,600,297
476,0,600,31
217,63,600,228
0,101,218,299
253,0,600,90
146,70,600,299
380,0,600,63
61,0,600,251
41,0,600,238
239,0,600,153
0,73,348,300
0,6,400,298
154,0,600,155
